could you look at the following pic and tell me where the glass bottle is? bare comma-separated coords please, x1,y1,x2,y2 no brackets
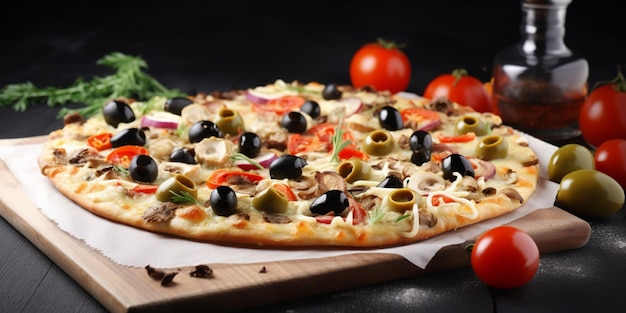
491,0,588,141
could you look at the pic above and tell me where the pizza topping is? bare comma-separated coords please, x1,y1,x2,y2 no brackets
164,97,193,115
337,158,372,184
441,154,475,182
155,174,198,202
128,155,159,183
322,83,342,100
263,212,292,224
475,135,508,161
103,100,136,127
499,187,524,203
110,128,147,147
140,111,181,129
194,137,233,168
269,155,307,180
378,105,404,131
238,132,262,158
387,188,419,213
143,202,179,222
310,190,349,215
363,129,395,156
406,171,446,195
455,115,488,136
252,186,289,213
209,185,238,216
63,112,86,125
87,133,113,151
169,148,197,165
215,106,245,136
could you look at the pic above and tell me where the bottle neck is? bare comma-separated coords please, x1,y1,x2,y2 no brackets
520,1,570,56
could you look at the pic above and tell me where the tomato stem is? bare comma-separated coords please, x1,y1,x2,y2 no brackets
451,68,468,87
376,38,405,50
592,66,626,93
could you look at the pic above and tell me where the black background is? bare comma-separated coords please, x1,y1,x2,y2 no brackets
1,1,626,312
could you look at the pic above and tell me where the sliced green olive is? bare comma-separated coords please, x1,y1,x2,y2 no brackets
455,115,488,136
548,144,595,183
215,107,245,136
475,135,508,161
337,158,372,183
363,129,395,156
156,174,198,202
252,186,289,213
387,188,419,213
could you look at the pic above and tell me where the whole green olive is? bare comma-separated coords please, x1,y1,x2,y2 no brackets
215,107,245,136
455,115,488,136
555,169,625,218
363,129,395,156
548,144,595,183
252,186,289,213
337,158,372,183
156,174,198,202
475,135,508,161
387,188,420,213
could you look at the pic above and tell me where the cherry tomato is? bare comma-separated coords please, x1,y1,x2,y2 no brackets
105,145,149,168
424,69,493,113
350,38,411,94
579,70,626,148
471,226,540,289
594,138,626,188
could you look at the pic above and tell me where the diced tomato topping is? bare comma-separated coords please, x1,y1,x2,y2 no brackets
206,169,265,189
436,132,476,143
87,133,113,151
106,146,149,168
273,183,298,201
252,95,305,115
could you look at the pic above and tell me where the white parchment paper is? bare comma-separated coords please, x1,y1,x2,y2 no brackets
0,135,559,269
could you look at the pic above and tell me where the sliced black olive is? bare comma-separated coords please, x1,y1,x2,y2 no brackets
378,106,403,131
269,155,307,179
322,84,342,100
377,175,404,188
164,97,193,115
410,149,431,166
188,120,223,143
281,111,307,134
103,100,135,127
238,132,262,158
409,130,433,151
129,155,158,183
310,190,349,215
110,128,146,147
169,148,196,164
210,185,238,216
300,100,321,118
441,153,475,182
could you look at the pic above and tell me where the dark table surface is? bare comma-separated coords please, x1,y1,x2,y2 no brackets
1,1,625,312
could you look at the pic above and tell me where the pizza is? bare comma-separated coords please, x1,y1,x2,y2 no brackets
37,79,539,248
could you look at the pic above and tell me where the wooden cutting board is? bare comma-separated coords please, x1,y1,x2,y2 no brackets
0,136,591,313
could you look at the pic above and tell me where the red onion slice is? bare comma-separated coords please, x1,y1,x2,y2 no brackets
140,112,180,129
234,151,278,171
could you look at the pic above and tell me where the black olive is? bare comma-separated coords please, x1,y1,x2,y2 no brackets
169,148,196,164
378,106,404,131
238,132,262,158
103,100,135,127
188,120,223,143
110,128,146,147
377,175,404,188
269,155,307,179
281,111,307,134
129,155,158,183
410,149,431,166
164,97,193,115
441,153,475,182
322,84,342,100
310,190,349,215
210,185,238,216
409,130,433,151
300,100,321,118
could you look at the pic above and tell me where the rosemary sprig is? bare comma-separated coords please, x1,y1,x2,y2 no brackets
330,117,352,163
368,207,385,224
0,52,186,118
169,190,200,205
230,152,263,170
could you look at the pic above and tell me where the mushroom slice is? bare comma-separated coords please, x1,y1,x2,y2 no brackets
195,137,234,168
499,187,524,203
406,171,447,195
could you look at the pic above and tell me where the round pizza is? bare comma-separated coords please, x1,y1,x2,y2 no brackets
37,80,539,248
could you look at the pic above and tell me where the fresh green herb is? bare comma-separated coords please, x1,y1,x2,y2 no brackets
395,213,411,222
113,165,130,176
230,152,263,170
169,190,200,205
368,207,385,224
0,52,185,118
330,116,352,163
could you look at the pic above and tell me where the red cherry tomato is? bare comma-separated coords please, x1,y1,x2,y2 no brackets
471,226,540,289
350,38,411,94
579,70,626,148
594,138,626,188
424,69,493,113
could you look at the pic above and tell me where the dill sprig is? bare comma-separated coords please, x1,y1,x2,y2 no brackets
0,52,186,118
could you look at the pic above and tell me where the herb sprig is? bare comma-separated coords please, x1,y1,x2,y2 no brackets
0,52,186,118
330,117,352,163
169,190,201,205
230,152,263,170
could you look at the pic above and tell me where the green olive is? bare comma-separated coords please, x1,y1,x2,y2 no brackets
387,188,420,213
363,129,395,156
548,144,595,183
215,107,245,136
156,174,198,202
252,186,289,213
337,158,372,183
556,169,625,218
455,115,488,136
475,135,508,161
